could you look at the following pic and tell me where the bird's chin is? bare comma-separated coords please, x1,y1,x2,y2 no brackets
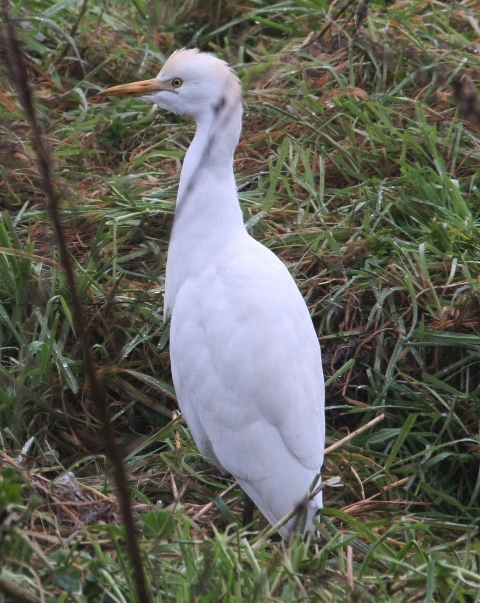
141,94,177,113
140,94,161,104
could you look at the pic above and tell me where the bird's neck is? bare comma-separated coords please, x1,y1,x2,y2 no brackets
165,99,245,315
176,99,243,214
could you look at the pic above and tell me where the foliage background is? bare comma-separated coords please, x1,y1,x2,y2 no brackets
0,0,480,601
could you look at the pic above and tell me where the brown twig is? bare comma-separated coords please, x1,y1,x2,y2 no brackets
301,0,357,48
0,5,151,603
56,0,90,68
354,0,370,34
325,413,385,455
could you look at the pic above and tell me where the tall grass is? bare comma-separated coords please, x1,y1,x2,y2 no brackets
0,0,479,601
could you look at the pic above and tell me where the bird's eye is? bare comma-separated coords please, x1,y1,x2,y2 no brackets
171,78,183,88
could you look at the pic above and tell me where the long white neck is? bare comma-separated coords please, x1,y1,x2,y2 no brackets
165,96,245,314
178,98,242,206
171,94,245,236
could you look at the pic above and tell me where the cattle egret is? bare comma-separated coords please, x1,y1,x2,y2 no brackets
100,49,325,539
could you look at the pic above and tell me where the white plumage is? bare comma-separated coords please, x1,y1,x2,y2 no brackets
101,49,325,539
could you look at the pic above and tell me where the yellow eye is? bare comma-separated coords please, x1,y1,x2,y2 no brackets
171,78,183,88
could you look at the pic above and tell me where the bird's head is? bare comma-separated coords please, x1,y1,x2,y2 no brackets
98,49,242,121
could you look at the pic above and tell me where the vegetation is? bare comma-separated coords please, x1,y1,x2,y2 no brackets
1,0,480,600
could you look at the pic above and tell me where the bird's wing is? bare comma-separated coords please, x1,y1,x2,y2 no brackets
169,234,325,482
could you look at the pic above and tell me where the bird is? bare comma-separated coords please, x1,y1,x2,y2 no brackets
100,49,325,539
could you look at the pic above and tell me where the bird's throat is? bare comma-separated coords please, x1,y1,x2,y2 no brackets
177,100,242,208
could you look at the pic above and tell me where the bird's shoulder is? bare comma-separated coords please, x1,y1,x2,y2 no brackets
215,233,302,298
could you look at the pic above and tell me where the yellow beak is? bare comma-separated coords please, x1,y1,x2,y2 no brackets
98,78,166,97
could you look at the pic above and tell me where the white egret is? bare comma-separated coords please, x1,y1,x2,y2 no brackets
100,49,325,539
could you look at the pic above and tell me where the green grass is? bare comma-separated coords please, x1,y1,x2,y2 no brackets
1,0,480,601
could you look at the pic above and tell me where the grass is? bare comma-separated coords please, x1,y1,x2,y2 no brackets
1,0,480,600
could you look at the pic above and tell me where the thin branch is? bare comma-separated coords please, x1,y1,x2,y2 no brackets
56,0,90,67
301,0,357,48
325,413,385,455
354,0,370,34
0,6,151,603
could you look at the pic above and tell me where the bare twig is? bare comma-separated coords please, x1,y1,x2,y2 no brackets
56,0,90,68
354,0,370,34
193,482,238,520
301,0,357,48
325,414,385,455
0,6,151,603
